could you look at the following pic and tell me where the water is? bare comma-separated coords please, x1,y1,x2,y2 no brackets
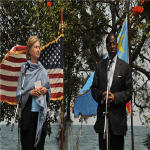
0,124,150,150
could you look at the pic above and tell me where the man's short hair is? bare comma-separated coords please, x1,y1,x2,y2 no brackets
106,31,117,45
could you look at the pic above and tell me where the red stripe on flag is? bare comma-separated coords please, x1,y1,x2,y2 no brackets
50,83,63,88
51,92,63,98
49,74,64,78
5,56,27,63
0,85,17,91
13,46,27,52
0,64,21,72
0,74,19,81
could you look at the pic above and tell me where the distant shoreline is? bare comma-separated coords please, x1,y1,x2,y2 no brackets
0,123,149,127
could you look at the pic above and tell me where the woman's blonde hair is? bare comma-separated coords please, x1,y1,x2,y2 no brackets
26,36,40,59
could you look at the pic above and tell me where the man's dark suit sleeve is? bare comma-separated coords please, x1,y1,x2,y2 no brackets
91,64,103,103
114,64,132,104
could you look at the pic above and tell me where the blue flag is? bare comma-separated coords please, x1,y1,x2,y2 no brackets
74,17,129,117
117,16,129,63
74,73,97,117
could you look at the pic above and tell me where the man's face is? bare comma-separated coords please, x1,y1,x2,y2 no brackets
106,34,117,57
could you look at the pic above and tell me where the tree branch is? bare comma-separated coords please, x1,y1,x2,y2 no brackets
139,53,150,63
131,35,147,62
131,63,150,80
133,92,150,109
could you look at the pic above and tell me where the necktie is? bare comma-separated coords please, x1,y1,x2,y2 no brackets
107,59,114,90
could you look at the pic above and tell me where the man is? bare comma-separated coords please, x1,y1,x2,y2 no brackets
91,31,132,150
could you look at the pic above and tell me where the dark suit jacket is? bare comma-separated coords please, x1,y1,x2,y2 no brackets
91,57,132,136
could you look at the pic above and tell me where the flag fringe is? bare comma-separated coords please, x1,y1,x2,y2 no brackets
0,99,17,105
40,34,64,51
51,96,64,101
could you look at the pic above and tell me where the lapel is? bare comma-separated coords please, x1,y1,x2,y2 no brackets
114,57,121,76
110,57,121,90
102,58,108,82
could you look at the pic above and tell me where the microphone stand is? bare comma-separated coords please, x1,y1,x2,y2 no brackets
103,59,112,150
11,63,29,150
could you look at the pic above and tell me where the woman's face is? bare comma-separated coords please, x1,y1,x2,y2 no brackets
29,41,41,62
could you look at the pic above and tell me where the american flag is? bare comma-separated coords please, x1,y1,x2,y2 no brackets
39,35,64,101
0,46,27,105
0,34,64,105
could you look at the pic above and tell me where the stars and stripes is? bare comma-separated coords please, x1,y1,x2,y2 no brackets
0,46,27,105
39,35,64,100
0,34,64,105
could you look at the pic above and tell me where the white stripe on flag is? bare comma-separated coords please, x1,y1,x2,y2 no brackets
2,60,24,67
0,69,20,76
0,89,16,97
47,69,63,74
9,54,26,59
51,87,63,93
0,79,18,86
50,78,63,84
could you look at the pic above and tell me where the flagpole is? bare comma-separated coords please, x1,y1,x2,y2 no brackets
127,7,135,150
60,8,64,150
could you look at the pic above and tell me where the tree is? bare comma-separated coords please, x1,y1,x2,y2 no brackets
0,0,150,127
129,0,150,125
0,0,108,125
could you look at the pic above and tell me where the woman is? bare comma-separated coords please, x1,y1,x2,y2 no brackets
16,36,50,150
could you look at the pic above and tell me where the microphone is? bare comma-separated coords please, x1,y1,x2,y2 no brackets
21,63,30,90
23,63,30,74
